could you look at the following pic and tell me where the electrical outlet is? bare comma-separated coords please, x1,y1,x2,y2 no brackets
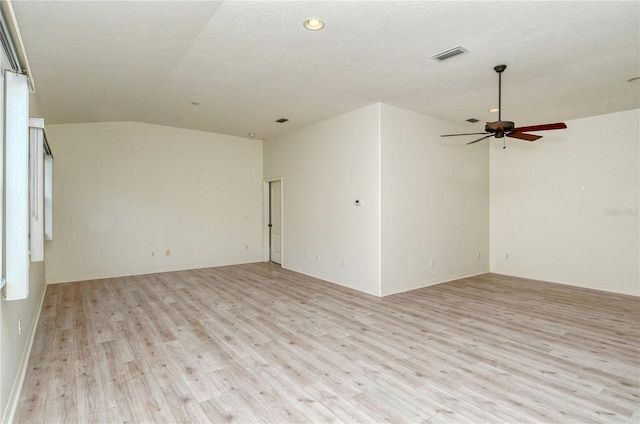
506,253,509,259
429,259,434,267
245,245,249,250
165,249,171,256
151,251,155,257
316,255,320,262
477,252,481,259
18,319,22,335
343,260,347,268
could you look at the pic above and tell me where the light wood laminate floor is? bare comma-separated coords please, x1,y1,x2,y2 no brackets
14,263,640,423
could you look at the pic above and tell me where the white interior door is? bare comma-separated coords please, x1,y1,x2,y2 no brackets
269,181,282,264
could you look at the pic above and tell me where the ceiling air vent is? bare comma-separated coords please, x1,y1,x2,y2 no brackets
431,46,468,62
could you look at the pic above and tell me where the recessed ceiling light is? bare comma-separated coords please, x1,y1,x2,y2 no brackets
191,101,200,106
275,118,289,123
489,108,499,113
466,118,479,123
248,132,256,138
303,18,324,31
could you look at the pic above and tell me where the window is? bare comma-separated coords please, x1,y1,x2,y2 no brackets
4,70,30,300
44,153,53,240
29,118,44,262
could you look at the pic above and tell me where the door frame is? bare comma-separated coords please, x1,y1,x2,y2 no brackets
263,177,283,263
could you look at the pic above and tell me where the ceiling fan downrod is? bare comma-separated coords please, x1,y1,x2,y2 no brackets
494,64,506,122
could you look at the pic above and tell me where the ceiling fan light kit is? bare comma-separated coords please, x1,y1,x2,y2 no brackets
441,64,567,148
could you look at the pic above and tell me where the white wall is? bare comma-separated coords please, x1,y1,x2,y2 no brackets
45,121,263,283
263,104,381,295
490,109,639,296
380,104,490,295
264,103,490,297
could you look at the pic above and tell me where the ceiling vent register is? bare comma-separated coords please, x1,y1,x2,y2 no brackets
431,46,468,61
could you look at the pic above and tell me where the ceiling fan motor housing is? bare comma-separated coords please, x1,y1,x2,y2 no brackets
485,120,515,135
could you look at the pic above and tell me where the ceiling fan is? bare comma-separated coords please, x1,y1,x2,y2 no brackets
441,64,566,147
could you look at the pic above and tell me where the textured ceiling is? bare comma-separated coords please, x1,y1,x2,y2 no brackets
11,0,640,140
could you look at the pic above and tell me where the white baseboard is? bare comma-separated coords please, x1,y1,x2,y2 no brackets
3,283,47,424
280,265,381,297
45,259,265,284
380,269,490,296
281,264,489,298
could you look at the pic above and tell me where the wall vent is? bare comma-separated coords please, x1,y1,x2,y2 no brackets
431,46,468,61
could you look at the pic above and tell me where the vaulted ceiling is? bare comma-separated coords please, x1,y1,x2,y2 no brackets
11,1,640,140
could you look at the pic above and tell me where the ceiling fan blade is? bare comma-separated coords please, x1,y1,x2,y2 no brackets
507,132,542,141
441,132,489,137
511,122,567,132
467,134,493,145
